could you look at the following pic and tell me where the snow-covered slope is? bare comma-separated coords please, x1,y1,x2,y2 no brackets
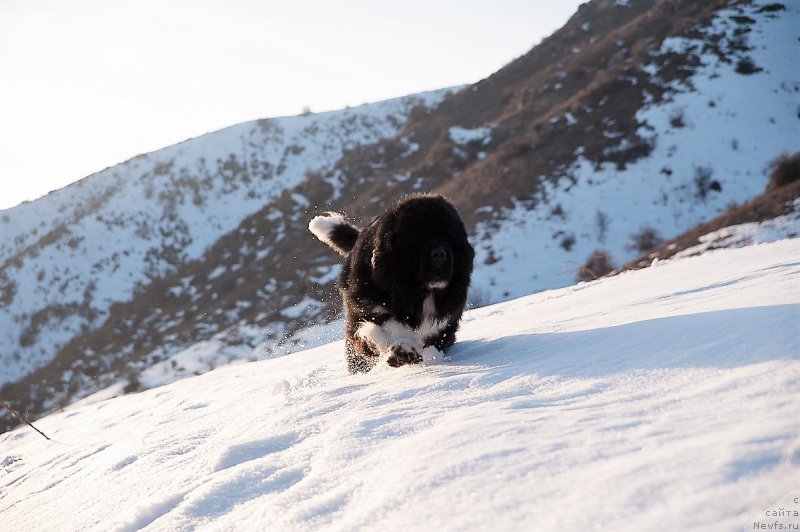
472,1,800,300
672,197,800,258
2,239,798,531
0,89,450,385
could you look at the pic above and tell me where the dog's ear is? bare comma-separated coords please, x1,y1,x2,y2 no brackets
370,212,396,289
370,228,393,288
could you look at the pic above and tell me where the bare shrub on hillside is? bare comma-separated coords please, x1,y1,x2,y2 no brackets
755,3,786,13
766,152,800,192
577,249,615,282
595,210,610,243
694,166,721,200
560,235,576,252
123,372,141,394
735,57,762,75
669,109,686,128
0,274,17,306
628,226,664,254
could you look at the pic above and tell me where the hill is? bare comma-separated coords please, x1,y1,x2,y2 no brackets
622,176,800,269
1,0,798,430
1,239,798,531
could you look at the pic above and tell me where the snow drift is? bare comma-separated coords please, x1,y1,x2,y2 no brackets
2,239,798,531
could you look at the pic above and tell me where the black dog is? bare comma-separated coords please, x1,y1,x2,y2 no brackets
309,194,474,373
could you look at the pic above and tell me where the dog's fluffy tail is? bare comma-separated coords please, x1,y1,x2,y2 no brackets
308,212,360,256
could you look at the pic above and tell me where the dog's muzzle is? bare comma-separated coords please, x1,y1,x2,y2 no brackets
431,246,447,269
425,245,453,289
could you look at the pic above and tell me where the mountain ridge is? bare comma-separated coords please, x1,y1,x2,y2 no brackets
1,0,797,431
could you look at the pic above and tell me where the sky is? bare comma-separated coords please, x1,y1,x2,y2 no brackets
0,0,583,210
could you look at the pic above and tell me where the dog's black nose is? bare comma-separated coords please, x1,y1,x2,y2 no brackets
431,246,447,268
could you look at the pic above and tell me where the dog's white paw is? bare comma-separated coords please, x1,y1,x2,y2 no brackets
386,341,422,367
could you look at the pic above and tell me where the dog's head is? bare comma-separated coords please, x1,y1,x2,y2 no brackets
370,194,474,292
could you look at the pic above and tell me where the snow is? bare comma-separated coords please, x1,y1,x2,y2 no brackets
2,239,798,531
674,198,800,258
139,339,228,389
450,126,493,162
206,265,227,280
308,264,340,285
448,126,493,146
280,296,324,319
472,2,800,303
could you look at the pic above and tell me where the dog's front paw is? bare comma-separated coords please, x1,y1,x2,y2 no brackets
386,343,422,367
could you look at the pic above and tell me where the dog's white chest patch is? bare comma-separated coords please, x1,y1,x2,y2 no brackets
417,293,447,340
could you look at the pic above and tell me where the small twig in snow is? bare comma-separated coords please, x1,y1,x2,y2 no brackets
1,401,51,441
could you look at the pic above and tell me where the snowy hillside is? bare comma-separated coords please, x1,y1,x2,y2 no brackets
2,239,798,531
2,0,798,435
672,198,800,258
471,1,800,300
0,89,450,385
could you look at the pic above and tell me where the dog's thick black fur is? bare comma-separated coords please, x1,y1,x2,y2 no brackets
309,194,474,373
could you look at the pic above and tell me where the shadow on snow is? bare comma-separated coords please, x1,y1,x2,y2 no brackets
448,304,799,380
